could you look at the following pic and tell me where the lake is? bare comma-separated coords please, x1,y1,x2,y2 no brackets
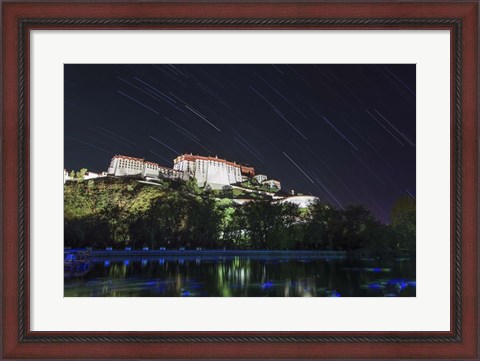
64,253,415,297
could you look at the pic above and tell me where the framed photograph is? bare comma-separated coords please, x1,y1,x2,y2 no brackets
2,1,478,359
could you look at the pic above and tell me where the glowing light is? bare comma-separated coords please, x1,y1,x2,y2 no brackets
262,281,273,289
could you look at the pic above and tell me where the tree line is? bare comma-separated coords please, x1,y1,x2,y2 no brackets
64,176,415,254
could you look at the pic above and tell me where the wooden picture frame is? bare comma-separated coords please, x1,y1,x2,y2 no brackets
2,1,478,359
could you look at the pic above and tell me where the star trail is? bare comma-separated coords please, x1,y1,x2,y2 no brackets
64,64,416,223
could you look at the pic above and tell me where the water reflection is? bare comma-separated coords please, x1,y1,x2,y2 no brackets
64,256,416,297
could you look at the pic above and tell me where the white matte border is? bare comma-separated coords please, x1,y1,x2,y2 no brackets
30,30,450,331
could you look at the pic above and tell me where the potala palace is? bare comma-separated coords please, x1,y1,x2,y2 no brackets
66,153,281,191
64,154,324,208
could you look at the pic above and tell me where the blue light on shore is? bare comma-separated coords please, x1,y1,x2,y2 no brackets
328,291,341,297
368,283,384,290
366,268,391,273
262,281,273,289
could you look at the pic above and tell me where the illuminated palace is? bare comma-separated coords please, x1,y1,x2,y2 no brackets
107,155,187,180
173,154,255,190
104,153,280,191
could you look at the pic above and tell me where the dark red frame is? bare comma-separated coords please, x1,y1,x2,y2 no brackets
2,1,478,359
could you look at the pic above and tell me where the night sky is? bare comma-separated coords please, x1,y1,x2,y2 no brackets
64,64,416,223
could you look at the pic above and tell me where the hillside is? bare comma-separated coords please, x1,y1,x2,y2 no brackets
64,176,415,253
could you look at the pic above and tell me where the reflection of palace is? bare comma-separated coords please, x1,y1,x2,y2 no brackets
102,153,281,191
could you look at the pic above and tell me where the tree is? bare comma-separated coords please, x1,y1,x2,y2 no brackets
339,204,379,250
390,196,416,252
240,201,300,250
99,204,130,245
219,186,234,199
304,201,331,249
185,177,202,195
75,168,88,182
303,202,345,250
192,194,222,248
267,202,302,249
63,175,396,252
364,224,398,255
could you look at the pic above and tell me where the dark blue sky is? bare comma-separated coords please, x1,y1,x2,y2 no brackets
64,64,416,223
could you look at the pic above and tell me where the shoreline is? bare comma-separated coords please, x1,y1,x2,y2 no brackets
79,249,348,259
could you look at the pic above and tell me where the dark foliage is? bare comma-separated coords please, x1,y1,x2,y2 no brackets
64,177,415,253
